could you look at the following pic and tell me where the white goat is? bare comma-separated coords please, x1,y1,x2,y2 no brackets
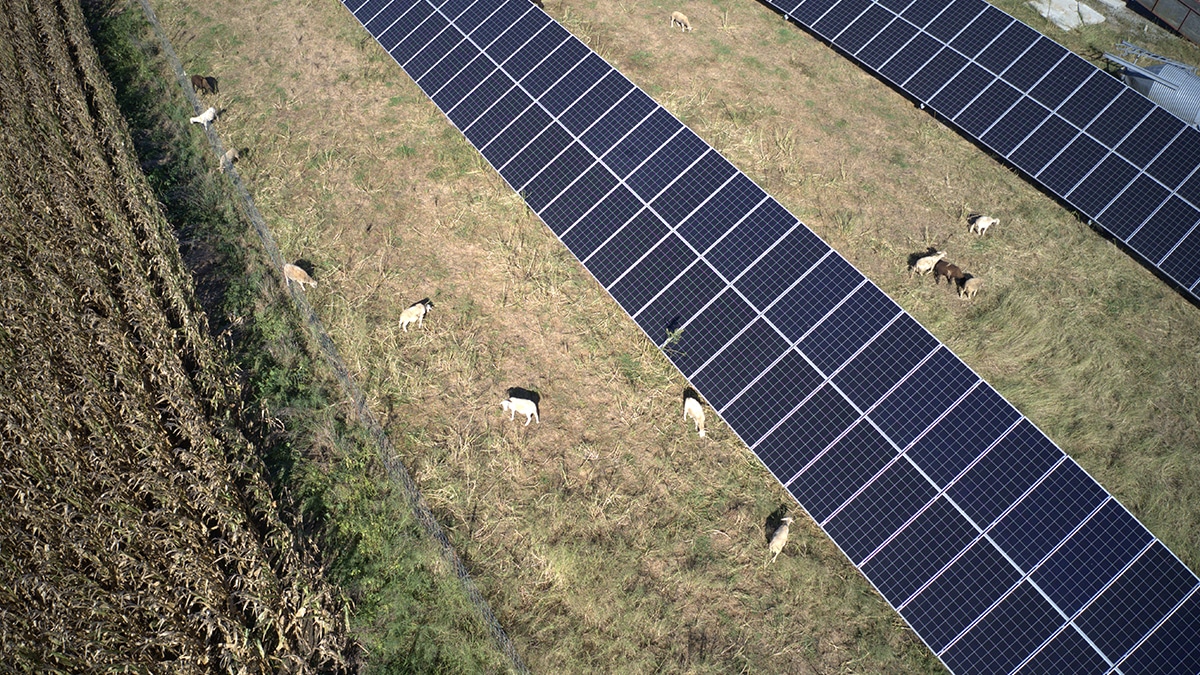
501,397,539,425
960,277,983,299
910,251,946,278
398,298,433,332
189,107,217,127
768,517,794,565
970,216,998,236
670,11,692,31
282,263,316,289
683,395,706,438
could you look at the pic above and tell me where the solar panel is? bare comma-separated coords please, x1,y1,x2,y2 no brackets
341,0,1200,671
774,0,1200,301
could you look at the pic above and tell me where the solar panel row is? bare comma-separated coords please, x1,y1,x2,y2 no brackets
767,0,1200,304
342,0,1200,672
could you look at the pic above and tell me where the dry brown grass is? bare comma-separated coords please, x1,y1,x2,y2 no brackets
146,0,1200,671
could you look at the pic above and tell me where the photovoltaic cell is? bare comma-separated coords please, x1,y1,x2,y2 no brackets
1067,153,1138,218
633,262,725,343
538,163,618,232
521,37,590,98
721,351,823,445
869,347,977,449
1032,500,1152,615
1076,542,1198,661
1117,591,1200,675
706,198,796,281
825,459,938,563
1013,627,1111,675
1160,228,1200,288
949,5,1011,59
690,319,790,408
940,581,1063,675
832,315,938,410
1038,133,1107,196
864,496,980,607
900,537,1021,650
608,234,695,314
1147,127,1200,190
948,419,1061,528
585,210,668,286
560,188,641,259
928,62,992,118
627,130,709,201
737,226,828,309
798,282,898,374
988,460,1107,571
836,5,895,56
345,1,1200,672
677,172,767,253
788,419,894,522
663,289,759,377
516,134,588,209
1100,174,1170,240
762,384,861,482
650,152,737,228
1128,196,1200,263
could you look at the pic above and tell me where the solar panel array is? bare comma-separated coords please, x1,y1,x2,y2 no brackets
764,0,1200,305
341,0,1200,672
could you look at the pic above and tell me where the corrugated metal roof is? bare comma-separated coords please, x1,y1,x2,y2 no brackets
1132,0,1200,43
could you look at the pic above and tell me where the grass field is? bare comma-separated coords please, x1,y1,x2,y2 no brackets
142,0,1200,671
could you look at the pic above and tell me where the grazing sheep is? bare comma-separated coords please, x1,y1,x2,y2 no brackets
933,260,964,287
283,263,316,289
683,394,706,438
670,11,692,31
768,517,794,565
189,107,217,127
221,147,239,166
960,277,983,299
530,0,544,7
910,250,946,278
501,397,539,425
398,298,434,332
191,74,218,95
970,216,998,236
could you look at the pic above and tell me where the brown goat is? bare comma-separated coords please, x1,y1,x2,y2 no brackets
191,74,218,95
934,260,964,287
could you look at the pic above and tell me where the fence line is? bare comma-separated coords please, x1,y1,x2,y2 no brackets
129,0,530,671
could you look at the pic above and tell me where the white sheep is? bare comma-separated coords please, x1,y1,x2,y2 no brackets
683,395,706,438
282,263,316,289
910,251,946,278
670,11,692,31
501,397,539,425
768,517,794,565
970,216,998,236
960,277,983,299
221,147,239,166
398,298,433,332
189,107,217,127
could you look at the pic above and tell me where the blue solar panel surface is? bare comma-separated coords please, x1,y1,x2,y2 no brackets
341,0,1200,672
767,0,1200,305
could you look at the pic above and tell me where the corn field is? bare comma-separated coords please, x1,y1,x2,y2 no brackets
0,0,357,671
